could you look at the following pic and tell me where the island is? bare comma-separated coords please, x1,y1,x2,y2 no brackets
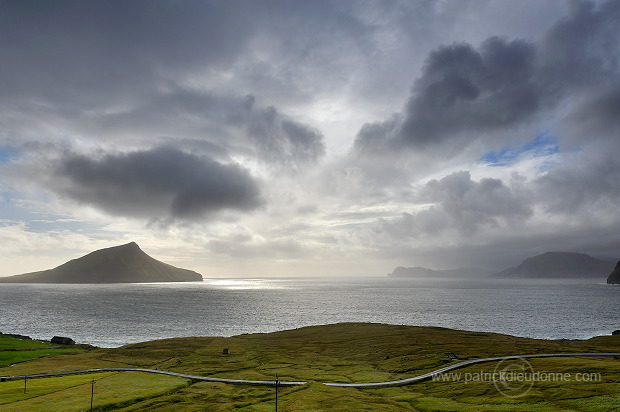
0,242,203,283
388,266,490,278
607,260,620,284
493,252,615,278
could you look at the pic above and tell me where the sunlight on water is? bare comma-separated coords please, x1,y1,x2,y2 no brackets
0,278,617,347
202,278,290,290
137,279,291,290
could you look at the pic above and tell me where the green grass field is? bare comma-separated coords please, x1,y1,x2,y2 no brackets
1,324,619,411
0,335,87,367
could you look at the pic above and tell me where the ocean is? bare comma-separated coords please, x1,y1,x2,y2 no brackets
0,277,618,347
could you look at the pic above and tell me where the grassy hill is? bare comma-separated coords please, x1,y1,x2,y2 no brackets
1,323,619,411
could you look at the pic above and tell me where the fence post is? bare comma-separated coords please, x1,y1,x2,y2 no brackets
90,378,95,411
275,374,279,412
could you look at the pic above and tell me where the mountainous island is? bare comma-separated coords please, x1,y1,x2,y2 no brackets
607,261,620,284
493,252,615,278
0,242,203,283
389,252,617,279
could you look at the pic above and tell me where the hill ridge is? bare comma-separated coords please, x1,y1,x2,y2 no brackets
493,251,615,278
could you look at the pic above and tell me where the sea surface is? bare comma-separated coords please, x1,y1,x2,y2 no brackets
0,277,618,347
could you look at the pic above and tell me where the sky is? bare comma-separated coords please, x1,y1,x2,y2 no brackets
1,0,620,278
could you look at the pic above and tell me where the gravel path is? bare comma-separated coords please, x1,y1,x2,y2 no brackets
2,353,619,388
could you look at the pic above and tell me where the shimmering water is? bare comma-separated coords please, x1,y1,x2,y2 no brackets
0,277,617,347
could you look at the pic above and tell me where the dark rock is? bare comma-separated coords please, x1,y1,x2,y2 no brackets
607,261,620,284
51,336,75,345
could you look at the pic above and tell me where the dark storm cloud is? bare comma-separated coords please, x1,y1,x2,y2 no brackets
51,146,262,219
0,0,369,143
354,0,620,154
535,151,620,214
0,1,326,170
401,38,538,146
0,0,254,105
540,0,620,91
86,90,325,168
564,87,620,139
355,37,539,152
0,0,395,112
234,95,325,168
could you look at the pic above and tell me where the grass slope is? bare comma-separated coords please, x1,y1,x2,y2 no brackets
0,335,87,367
1,323,619,411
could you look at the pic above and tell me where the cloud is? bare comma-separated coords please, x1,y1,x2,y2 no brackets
376,171,532,238
354,37,539,153
353,0,620,156
403,38,538,144
0,0,254,105
0,2,326,173
78,90,325,169
232,95,325,168
540,0,620,91
535,151,620,215
563,87,620,141
49,146,262,220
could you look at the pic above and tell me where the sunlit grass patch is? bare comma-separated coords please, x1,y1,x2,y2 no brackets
0,349,81,367
0,336,55,350
0,372,115,407
0,372,188,411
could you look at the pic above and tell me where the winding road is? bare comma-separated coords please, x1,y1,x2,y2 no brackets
2,353,619,388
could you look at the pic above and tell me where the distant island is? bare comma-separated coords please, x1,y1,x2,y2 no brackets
493,252,615,278
0,242,203,283
389,252,618,279
388,266,491,278
607,261,620,284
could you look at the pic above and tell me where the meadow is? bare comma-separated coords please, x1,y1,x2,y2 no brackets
1,323,619,411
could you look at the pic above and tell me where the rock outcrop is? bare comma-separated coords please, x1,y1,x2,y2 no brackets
607,260,620,284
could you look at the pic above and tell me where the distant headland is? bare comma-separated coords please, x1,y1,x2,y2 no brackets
607,261,620,284
0,242,203,283
389,251,618,279
492,252,615,278
388,266,491,278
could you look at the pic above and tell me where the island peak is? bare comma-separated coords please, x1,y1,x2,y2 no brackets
0,242,203,284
